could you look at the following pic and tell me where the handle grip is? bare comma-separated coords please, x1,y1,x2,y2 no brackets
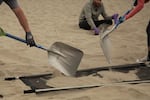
24,90,35,94
4,77,17,81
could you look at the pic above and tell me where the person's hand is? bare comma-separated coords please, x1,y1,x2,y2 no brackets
112,13,119,24
94,27,100,35
118,16,125,24
25,32,36,47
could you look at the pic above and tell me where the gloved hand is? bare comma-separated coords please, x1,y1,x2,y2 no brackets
25,32,36,47
118,16,125,24
112,13,119,24
94,27,100,35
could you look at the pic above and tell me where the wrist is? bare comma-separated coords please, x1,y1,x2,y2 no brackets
26,32,33,39
26,32,33,36
26,32,31,34
93,27,97,30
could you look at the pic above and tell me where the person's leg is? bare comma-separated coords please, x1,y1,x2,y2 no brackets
79,20,112,30
94,20,113,33
79,20,91,30
137,21,150,62
94,20,112,27
147,21,150,60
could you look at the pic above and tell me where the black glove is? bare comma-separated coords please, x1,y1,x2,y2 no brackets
25,32,36,47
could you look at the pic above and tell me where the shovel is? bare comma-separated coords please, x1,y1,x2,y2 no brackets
100,33,112,63
0,28,83,76
99,11,131,63
99,24,113,63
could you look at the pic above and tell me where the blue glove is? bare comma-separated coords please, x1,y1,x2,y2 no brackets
118,16,125,24
112,14,119,24
94,27,100,35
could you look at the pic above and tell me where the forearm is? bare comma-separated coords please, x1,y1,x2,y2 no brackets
86,18,96,29
12,7,31,32
125,0,144,20
101,7,112,20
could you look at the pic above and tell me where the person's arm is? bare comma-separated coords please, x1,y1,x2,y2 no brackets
4,0,30,32
12,7,36,47
4,0,36,46
101,3,112,20
12,7,31,32
84,4,96,29
125,0,145,20
13,7,36,47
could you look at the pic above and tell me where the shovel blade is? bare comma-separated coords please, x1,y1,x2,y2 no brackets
99,24,113,63
100,35,112,63
48,42,83,77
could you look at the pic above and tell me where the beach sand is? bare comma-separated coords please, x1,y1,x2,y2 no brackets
0,0,150,100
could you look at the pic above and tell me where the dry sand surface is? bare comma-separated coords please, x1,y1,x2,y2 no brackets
0,0,150,100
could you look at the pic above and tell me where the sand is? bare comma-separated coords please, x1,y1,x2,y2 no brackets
0,0,150,100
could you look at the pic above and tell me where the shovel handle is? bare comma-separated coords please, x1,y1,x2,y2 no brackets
5,33,64,57
4,77,17,80
6,33,48,51
24,90,35,94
